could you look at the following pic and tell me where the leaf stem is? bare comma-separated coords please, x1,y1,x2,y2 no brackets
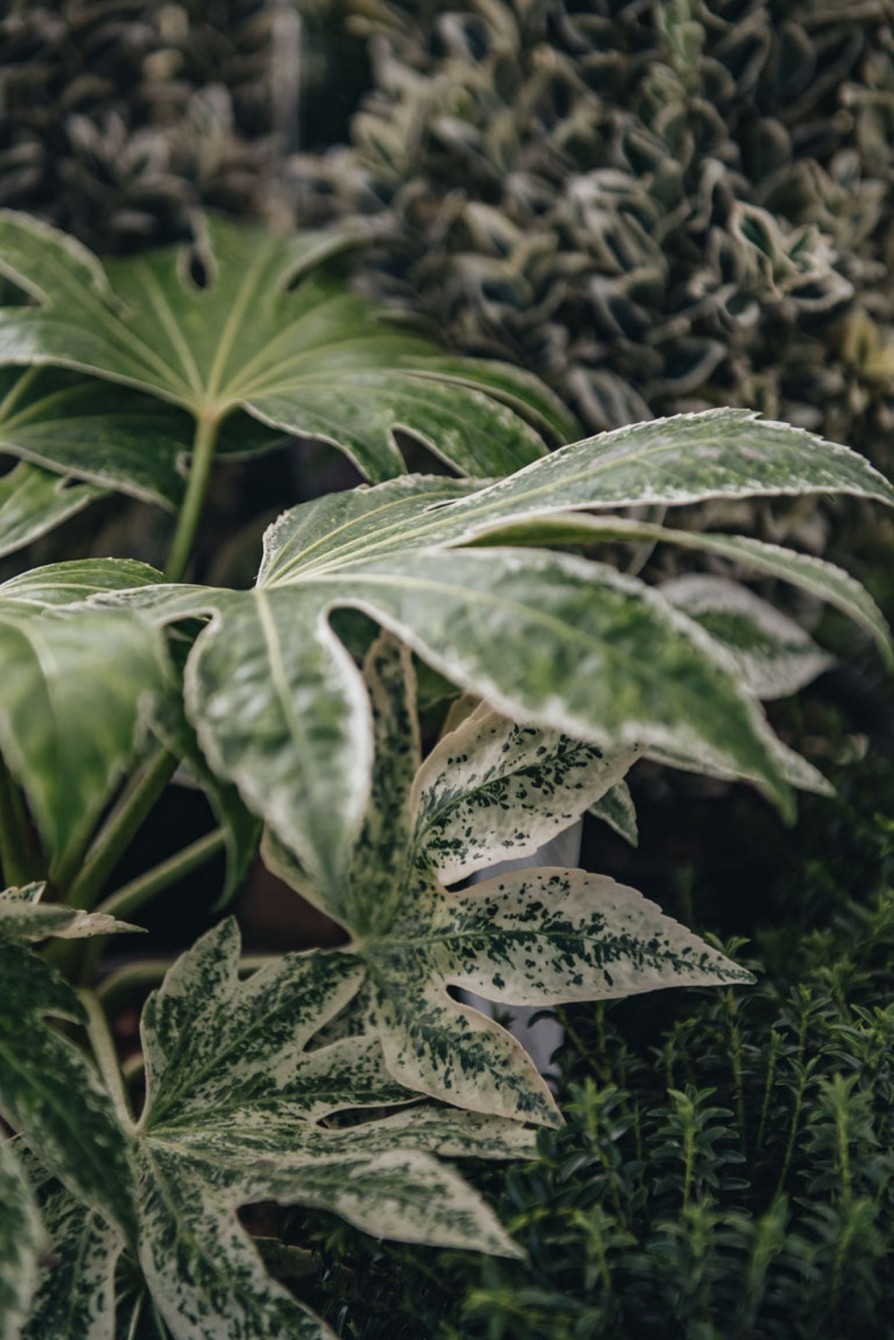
95,827,227,922
64,747,179,911
165,412,221,581
97,953,277,1012
78,827,228,987
0,755,40,887
79,988,133,1124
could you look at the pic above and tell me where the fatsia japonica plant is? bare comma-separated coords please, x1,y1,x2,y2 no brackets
0,210,892,1336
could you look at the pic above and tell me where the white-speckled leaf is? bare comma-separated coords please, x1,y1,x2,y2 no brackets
23,1187,122,1340
0,461,103,558
140,920,365,1131
0,883,137,941
135,1149,335,1340
0,940,134,1238
250,1148,522,1257
437,868,753,1003
659,574,833,699
424,408,894,530
413,703,638,884
588,780,638,846
0,1137,42,1340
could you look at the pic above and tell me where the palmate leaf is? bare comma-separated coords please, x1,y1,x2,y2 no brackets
266,634,752,1126
0,1137,42,1340
131,920,527,1339
65,408,894,896
11,917,530,1337
0,212,568,488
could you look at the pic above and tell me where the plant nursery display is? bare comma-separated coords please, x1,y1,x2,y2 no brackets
0,209,891,1335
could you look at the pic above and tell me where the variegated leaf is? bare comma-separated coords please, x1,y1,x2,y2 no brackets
0,1136,42,1340
271,634,753,1126
0,461,103,558
139,920,365,1131
437,868,753,1003
0,883,137,941
412,702,639,883
134,1149,335,1340
464,512,894,667
183,588,372,897
659,574,833,699
23,1186,123,1340
0,939,134,1238
589,779,638,846
426,408,894,531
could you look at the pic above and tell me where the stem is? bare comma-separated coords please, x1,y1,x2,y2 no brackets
165,413,221,582
97,953,277,1012
64,748,178,911
0,366,40,421
78,828,227,988
95,828,226,922
79,988,132,1124
0,757,39,887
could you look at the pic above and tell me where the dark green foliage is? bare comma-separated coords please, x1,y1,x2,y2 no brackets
298,0,894,463
0,1,282,251
287,786,894,1338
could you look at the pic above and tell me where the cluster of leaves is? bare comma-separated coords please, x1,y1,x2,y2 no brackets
296,814,894,1339
0,209,893,1334
297,0,894,463
0,0,284,251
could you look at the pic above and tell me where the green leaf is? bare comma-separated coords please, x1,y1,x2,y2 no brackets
0,604,170,865
0,940,134,1237
23,1185,123,1340
0,1137,42,1340
0,883,138,941
0,367,192,508
659,574,834,699
0,213,551,485
0,558,165,609
412,702,639,883
0,461,103,559
589,779,638,846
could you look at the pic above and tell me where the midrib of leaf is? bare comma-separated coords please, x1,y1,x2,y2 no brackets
2,380,110,432
135,265,204,401
261,490,458,583
203,239,274,410
225,327,417,401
